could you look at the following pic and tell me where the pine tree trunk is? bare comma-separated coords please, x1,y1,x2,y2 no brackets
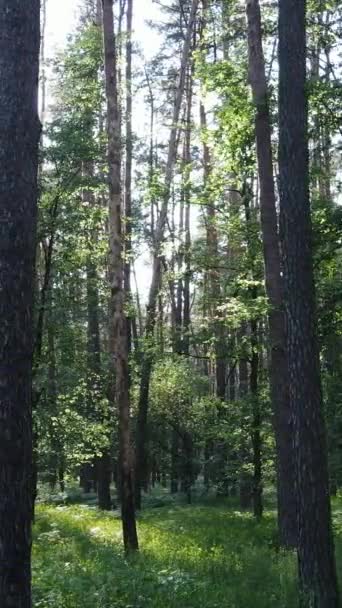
246,0,296,547
102,0,138,552
82,160,112,509
0,2,40,605
243,190,263,519
250,318,263,519
125,0,133,357
279,0,339,604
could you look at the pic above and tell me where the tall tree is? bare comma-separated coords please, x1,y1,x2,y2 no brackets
102,0,138,551
246,0,296,546
135,0,199,509
124,0,133,311
0,1,40,606
278,0,339,604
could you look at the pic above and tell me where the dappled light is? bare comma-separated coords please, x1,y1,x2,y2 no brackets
0,0,341,606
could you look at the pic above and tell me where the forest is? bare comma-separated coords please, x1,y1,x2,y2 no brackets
0,0,341,606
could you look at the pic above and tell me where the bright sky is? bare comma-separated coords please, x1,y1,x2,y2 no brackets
45,0,163,299
46,0,161,59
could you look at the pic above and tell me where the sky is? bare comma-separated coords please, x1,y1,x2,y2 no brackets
46,0,161,60
44,0,164,299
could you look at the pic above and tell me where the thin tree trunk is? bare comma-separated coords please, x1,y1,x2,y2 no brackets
246,0,296,547
250,317,262,519
135,0,199,509
47,308,58,490
238,328,253,509
125,0,133,357
82,160,112,508
183,148,191,356
0,1,40,605
102,0,138,552
200,102,226,400
243,189,263,518
279,0,339,604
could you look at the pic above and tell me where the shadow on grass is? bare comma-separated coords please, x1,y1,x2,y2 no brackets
33,503,299,608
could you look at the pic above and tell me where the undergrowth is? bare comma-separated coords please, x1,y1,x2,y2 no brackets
32,496,342,607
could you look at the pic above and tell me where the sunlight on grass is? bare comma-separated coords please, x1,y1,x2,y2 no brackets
32,501,308,608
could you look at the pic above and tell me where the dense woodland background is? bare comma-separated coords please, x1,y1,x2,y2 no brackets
0,0,342,606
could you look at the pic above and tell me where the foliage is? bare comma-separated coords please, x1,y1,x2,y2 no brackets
33,501,300,608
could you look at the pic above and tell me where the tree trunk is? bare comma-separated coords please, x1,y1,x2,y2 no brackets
82,160,112,509
246,0,296,547
125,0,133,358
39,0,47,130
102,0,138,552
0,1,40,605
135,0,199,509
171,431,179,494
243,189,263,519
97,452,112,510
278,0,339,604
250,318,262,519
200,101,226,401
238,324,253,509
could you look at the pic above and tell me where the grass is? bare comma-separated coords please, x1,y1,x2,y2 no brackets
32,495,342,608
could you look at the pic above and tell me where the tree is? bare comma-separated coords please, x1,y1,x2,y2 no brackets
102,0,139,552
278,0,339,604
0,1,40,606
245,0,296,547
135,0,199,509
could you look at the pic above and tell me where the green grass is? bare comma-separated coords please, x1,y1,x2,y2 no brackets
32,498,342,608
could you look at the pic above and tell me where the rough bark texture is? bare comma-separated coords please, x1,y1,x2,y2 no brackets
135,0,199,509
0,1,40,606
125,0,133,355
246,0,296,547
102,0,138,551
278,0,339,604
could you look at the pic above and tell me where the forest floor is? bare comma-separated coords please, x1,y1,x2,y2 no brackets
32,493,342,608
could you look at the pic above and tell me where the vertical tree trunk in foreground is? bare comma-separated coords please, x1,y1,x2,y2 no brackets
246,0,296,547
102,0,138,551
279,0,339,604
0,1,40,605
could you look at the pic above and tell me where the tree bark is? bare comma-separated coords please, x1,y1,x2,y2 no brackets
0,1,40,606
125,0,133,358
243,190,264,519
238,329,253,509
39,0,47,131
246,0,296,547
278,0,339,604
102,0,138,552
250,318,262,519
